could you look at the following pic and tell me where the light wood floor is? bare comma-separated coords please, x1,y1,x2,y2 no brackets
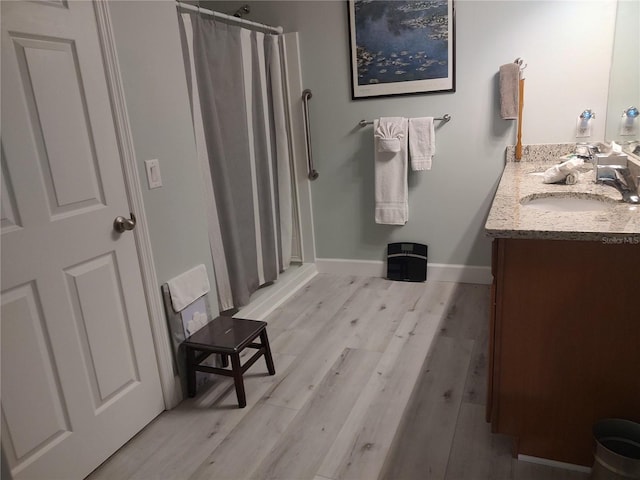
88,274,589,480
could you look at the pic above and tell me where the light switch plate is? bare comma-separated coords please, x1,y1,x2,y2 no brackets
145,159,162,189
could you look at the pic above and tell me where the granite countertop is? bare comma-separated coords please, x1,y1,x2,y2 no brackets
485,145,640,241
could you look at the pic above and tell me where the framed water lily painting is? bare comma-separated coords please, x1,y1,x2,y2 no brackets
348,0,455,99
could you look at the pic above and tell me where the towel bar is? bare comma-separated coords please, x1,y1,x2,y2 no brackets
358,114,451,127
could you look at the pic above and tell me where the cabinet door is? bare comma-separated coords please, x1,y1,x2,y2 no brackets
492,238,640,466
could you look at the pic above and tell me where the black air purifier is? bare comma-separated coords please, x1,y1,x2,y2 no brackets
386,242,428,282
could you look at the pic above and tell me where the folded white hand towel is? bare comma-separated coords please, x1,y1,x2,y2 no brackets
542,158,584,184
499,63,520,120
374,118,409,225
375,117,405,152
542,165,566,184
408,117,435,171
167,264,210,312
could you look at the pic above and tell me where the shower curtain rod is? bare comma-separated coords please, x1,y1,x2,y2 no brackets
175,1,283,34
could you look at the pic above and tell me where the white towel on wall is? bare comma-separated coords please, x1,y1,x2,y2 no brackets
408,117,435,171
374,118,409,225
167,264,211,312
375,117,406,152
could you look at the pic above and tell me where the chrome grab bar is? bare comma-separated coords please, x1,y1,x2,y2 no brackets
301,89,319,180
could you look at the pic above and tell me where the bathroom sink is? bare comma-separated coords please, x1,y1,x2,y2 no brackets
520,194,614,212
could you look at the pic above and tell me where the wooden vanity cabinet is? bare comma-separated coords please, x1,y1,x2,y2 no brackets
487,238,640,466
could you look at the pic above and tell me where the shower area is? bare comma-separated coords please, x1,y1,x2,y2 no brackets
177,2,316,318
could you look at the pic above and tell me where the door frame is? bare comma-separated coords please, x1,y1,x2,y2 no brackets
96,2,178,409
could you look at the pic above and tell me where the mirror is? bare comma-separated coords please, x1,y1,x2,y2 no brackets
605,0,640,149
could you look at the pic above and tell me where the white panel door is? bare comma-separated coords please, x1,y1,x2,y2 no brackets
1,1,165,479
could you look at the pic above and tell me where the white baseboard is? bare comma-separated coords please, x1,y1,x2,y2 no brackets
316,258,386,277
315,258,491,285
234,263,318,320
517,455,592,474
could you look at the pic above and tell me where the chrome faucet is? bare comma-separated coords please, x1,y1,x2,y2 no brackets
596,164,640,204
574,144,640,203
574,143,600,164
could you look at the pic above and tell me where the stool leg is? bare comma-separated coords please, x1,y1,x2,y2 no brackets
260,330,276,375
186,347,197,398
219,354,229,368
230,353,246,408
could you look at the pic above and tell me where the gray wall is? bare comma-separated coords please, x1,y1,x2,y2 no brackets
107,0,616,278
109,1,219,314
207,0,615,268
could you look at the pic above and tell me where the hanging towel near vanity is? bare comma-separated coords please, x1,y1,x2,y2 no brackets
499,63,520,120
408,117,435,170
374,117,408,225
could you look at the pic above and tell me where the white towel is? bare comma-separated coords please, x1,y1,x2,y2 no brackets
375,117,405,152
499,63,520,120
565,172,579,185
374,118,409,225
542,158,584,184
167,264,210,312
408,117,435,171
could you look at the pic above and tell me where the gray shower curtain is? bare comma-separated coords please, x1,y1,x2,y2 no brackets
179,13,293,311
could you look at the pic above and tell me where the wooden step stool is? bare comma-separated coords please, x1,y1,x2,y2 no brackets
183,316,275,408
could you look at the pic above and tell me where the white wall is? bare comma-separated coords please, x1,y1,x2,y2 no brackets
208,0,616,268
109,1,219,313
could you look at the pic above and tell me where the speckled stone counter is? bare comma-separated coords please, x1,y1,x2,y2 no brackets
485,144,640,241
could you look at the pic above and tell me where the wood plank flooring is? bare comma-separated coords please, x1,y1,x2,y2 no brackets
381,283,590,480
88,275,590,480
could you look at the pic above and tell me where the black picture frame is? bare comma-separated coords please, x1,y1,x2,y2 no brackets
348,0,456,99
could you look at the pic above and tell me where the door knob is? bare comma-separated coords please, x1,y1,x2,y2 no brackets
114,213,136,233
